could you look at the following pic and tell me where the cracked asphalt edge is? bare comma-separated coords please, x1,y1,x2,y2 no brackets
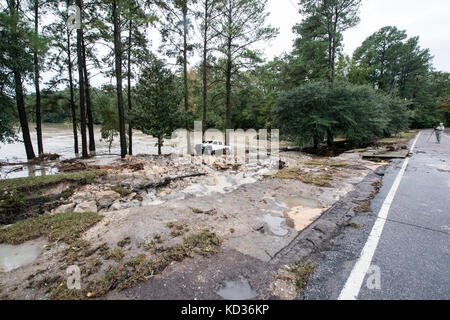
270,164,390,300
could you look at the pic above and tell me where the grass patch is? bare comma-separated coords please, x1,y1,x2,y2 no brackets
274,168,303,180
190,207,217,215
0,190,26,210
343,222,364,229
62,239,92,264
354,200,371,213
0,170,106,193
299,174,333,187
117,237,131,247
87,230,220,298
109,247,124,261
49,286,86,300
111,186,131,198
377,130,418,145
353,180,382,213
291,262,316,292
0,211,103,245
274,168,333,187
60,186,78,200
304,160,348,167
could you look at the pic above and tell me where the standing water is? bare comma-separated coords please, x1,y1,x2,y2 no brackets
0,123,175,179
0,123,174,163
216,277,257,300
0,238,47,272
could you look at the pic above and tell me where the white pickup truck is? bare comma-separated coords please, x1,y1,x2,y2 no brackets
195,140,232,155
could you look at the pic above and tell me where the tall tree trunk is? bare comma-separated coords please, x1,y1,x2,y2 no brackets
81,34,95,155
14,72,36,160
201,0,208,135
9,0,35,160
67,26,79,157
327,23,333,83
158,138,162,155
225,35,232,145
113,0,127,158
34,0,43,155
327,129,334,148
76,0,88,158
182,6,191,154
224,5,233,146
127,20,133,155
330,7,338,84
313,136,319,150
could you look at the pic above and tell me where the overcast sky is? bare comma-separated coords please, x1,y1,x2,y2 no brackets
43,0,450,88
265,0,450,72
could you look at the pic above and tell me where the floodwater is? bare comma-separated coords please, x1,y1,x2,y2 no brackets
0,123,173,163
216,277,257,300
0,238,47,272
0,123,174,179
0,123,276,179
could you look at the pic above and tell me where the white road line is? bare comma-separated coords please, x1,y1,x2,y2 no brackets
338,132,421,300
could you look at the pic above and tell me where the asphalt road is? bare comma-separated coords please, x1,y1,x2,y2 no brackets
302,130,450,300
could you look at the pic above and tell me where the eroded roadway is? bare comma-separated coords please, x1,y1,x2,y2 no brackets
302,130,450,300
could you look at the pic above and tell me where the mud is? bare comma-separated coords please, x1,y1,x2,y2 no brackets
0,150,385,300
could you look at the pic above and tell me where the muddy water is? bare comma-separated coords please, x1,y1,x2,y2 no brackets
0,123,176,179
282,196,328,231
263,214,289,236
0,124,275,179
216,278,257,300
0,123,173,163
0,238,47,272
283,196,321,209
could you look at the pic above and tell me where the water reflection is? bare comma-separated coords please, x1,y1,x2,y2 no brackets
0,123,173,163
1,164,59,179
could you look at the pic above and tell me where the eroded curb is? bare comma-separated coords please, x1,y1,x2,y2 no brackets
272,165,387,265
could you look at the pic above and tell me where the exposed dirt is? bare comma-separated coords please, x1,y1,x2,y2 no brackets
0,151,385,300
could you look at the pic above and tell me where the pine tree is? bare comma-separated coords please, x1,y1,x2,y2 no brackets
213,0,277,143
134,58,182,155
2,0,37,160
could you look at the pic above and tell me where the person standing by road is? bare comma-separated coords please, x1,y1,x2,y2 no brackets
435,123,445,144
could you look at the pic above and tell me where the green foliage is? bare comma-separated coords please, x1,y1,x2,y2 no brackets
274,81,333,148
0,170,106,193
0,211,103,245
293,0,362,82
133,58,183,154
0,5,37,143
100,104,120,154
274,80,410,148
353,26,432,99
0,94,17,144
335,55,371,85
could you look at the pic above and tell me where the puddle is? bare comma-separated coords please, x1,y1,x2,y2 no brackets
1,165,59,179
283,197,320,209
216,278,257,300
284,206,327,231
0,238,47,272
280,196,330,231
263,214,289,236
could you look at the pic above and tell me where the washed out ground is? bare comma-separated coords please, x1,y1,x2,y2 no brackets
0,141,394,299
